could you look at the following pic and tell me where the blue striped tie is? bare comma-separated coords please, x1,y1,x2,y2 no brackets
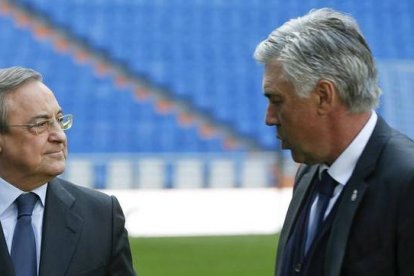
11,193,38,276
305,170,337,253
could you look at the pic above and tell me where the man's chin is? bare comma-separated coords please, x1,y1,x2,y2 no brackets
280,139,289,149
290,153,302,163
290,152,320,165
47,163,66,177
290,150,305,164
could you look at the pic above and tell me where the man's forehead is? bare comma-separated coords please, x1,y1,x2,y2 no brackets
263,67,290,89
8,81,56,100
5,82,61,115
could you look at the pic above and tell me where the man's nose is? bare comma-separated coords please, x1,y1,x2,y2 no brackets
265,105,279,126
48,123,66,141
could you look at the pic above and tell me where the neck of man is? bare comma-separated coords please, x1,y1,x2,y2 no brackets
323,109,372,166
0,169,50,191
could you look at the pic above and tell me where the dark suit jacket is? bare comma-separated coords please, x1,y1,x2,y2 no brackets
275,117,414,276
0,178,136,276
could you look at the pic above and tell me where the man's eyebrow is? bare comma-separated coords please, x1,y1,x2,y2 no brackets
29,111,64,121
29,114,50,121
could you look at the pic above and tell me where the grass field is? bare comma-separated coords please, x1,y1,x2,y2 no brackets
130,234,279,276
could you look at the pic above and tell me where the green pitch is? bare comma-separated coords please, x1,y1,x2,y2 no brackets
130,234,279,276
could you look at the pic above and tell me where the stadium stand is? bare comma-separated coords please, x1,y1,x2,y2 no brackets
0,0,413,189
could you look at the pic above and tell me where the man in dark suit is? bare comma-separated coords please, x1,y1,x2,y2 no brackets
254,8,414,276
0,66,136,275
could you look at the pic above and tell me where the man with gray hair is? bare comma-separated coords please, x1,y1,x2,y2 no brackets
0,67,136,275
254,8,414,276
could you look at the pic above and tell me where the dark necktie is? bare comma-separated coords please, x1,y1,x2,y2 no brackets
305,170,337,253
11,193,38,276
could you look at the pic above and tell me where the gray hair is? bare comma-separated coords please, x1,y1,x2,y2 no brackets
254,8,381,113
0,66,42,133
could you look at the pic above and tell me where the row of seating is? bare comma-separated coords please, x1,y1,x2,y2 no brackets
2,0,414,155
1,0,412,190
1,15,274,153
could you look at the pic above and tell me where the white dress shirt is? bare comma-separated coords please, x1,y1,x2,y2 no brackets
0,178,47,274
306,111,378,246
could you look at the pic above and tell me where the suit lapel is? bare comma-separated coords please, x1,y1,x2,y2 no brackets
276,165,317,276
325,117,392,276
39,178,83,276
0,223,13,276
325,174,368,276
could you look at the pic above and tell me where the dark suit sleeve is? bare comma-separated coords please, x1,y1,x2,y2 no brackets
398,175,414,276
108,196,137,276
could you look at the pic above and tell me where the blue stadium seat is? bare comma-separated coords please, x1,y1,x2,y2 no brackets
4,0,414,152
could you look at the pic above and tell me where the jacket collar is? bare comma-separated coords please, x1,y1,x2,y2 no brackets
38,178,84,276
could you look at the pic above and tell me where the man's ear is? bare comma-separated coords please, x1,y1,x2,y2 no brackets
314,79,337,115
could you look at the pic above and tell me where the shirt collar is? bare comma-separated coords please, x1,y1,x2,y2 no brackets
0,178,48,216
323,111,378,186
